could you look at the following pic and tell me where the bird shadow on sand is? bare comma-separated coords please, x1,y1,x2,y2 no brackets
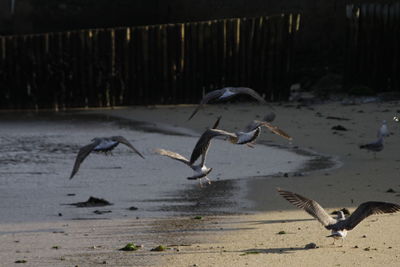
240,246,310,255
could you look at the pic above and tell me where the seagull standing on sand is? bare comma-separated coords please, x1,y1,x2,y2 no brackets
359,136,384,158
188,87,268,120
70,136,145,179
277,188,400,244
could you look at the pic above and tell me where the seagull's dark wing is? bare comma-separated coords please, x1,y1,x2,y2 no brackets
190,128,237,165
211,116,222,129
231,87,267,104
277,188,337,227
359,137,383,151
155,148,190,166
258,121,293,140
339,202,400,230
111,136,145,159
69,140,101,179
187,90,224,120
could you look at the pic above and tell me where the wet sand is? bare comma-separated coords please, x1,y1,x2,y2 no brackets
0,110,308,223
1,101,400,266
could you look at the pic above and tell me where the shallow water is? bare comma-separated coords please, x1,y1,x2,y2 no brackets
0,111,316,223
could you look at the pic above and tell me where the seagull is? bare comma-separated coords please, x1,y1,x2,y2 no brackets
277,188,400,244
155,117,231,186
70,136,145,179
188,87,268,120
378,120,389,137
242,120,292,145
359,136,384,158
211,119,292,149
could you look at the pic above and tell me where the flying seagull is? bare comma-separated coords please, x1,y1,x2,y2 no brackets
359,136,384,158
188,87,268,120
242,120,292,146
378,120,389,138
155,118,235,186
205,117,291,149
277,188,400,244
70,136,145,179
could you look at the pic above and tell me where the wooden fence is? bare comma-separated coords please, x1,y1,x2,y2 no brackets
0,14,300,109
345,2,400,92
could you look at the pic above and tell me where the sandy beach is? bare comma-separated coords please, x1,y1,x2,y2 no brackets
1,100,400,266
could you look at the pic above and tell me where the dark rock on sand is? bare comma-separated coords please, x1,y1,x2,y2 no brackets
331,125,348,131
305,243,318,249
69,197,113,207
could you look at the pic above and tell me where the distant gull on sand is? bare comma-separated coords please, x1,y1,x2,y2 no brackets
277,188,400,244
70,136,145,179
188,87,268,120
359,136,384,158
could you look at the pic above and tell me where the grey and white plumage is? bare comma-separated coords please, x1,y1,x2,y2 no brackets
359,136,384,158
70,136,144,179
243,120,292,141
155,118,229,185
277,188,400,242
378,120,389,137
188,87,267,120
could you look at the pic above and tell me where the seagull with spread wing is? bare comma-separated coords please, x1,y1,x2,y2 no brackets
240,120,292,147
69,136,145,179
155,117,236,186
188,87,268,120
277,188,400,244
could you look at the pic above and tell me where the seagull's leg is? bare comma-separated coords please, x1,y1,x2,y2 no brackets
198,179,204,188
205,176,212,185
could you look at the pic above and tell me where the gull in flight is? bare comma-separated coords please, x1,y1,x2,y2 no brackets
359,136,384,158
240,120,292,147
277,188,400,244
188,87,268,120
155,117,229,186
378,120,389,137
70,136,145,179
